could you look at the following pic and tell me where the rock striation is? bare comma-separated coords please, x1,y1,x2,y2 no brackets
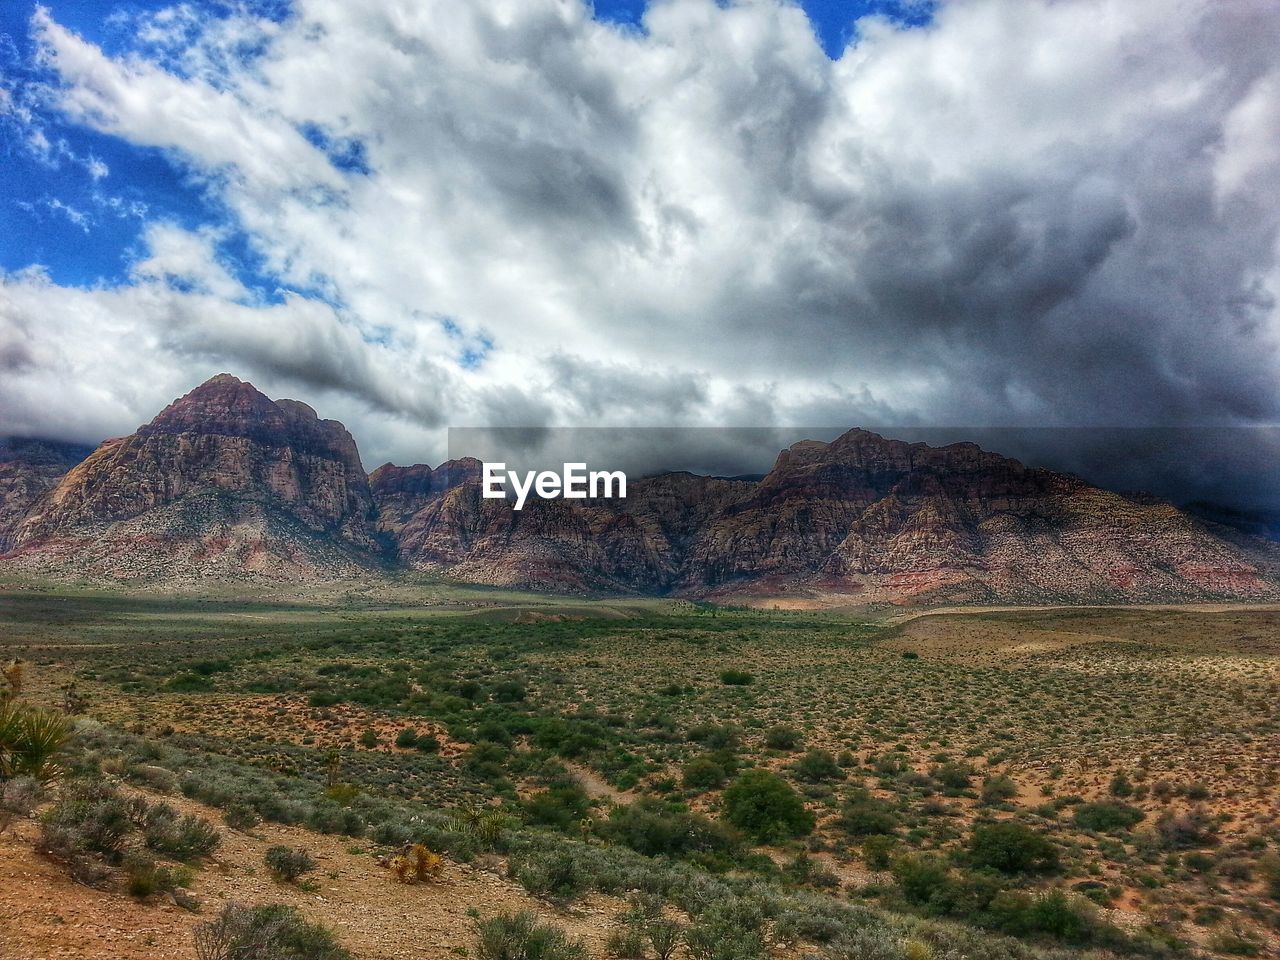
4,375,1276,602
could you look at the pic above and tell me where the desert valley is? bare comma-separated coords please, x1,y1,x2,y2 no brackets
2,376,1279,960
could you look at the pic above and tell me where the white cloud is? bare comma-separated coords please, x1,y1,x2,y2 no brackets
1,0,1278,480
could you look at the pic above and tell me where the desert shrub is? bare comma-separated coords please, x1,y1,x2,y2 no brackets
394,727,419,748
682,757,728,792
522,785,591,832
793,749,843,783
606,924,647,959
825,928,909,960
647,919,683,960
1259,852,1280,900
472,910,586,960
164,672,213,693
194,902,350,960
986,889,1097,943
862,835,898,870
719,670,753,686
967,822,1058,874
1,775,40,815
687,724,740,750
509,847,588,901
39,777,132,866
1072,801,1144,833
764,725,803,751
684,897,768,960
0,699,72,782
892,854,952,905
265,845,317,883
1208,926,1264,956
123,849,193,899
127,763,180,794
1156,806,1218,848
979,775,1018,805
720,769,814,843
223,803,261,831
932,762,974,791
838,789,898,837
1108,771,1134,798
773,905,845,944
598,798,739,860
145,812,221,861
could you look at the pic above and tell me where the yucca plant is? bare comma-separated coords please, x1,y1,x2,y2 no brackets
0,700,72,782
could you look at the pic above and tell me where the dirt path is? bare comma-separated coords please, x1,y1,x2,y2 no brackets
0,789,621,960
883,601,1280,626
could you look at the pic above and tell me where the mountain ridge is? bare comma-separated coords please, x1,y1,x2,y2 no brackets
2,374,1276,603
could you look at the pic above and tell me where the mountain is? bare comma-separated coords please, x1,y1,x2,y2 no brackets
3,374,1275,603
377,429,1274,603
6,375,380,581
0,437,95,553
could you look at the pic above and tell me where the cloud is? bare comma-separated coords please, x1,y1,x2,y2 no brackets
1,0,1278,509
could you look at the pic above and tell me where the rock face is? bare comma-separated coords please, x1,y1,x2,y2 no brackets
376,429,1276,603
8,375,380,580
0,438,94,552
4,375,1276,602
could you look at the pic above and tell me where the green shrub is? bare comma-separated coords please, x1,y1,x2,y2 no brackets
1108,771,1134,798
1072,801,1144,833
720,769,814,843
264,845,317,883
979,775,1018,805
145,812,221,861
194,903,350,960
0,700,71,782
522,785,591,832
793,749,843,783
967,822,1059,874
682,757,728,792
38,778,132,882
395,727,419,748
164,672,214,693
763,726,803,751
472,910,586,960
684,898,767,960
123,850,193,899
719,670,753,686
1156,806,1218,848
223,803,261,831
892,853,952,905
862,835,897,870
508,848,588,901
598,798,739,860
838,789,897,837
605,924,647,959
932,762,974,790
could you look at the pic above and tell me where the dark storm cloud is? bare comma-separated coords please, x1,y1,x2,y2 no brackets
2,0,1278,516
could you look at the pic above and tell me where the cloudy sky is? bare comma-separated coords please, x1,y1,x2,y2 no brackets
1,0,1278,508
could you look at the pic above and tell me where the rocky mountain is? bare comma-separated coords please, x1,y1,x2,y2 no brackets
0,437,94,553
5,375,380,581
376,429,1275,603
3,374,1275,602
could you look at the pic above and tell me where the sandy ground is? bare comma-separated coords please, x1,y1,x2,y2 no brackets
0,788,621,960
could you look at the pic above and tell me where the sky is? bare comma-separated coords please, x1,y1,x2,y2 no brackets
1,0,1278,513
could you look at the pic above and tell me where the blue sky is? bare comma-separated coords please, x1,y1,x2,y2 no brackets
1,0,933,293
2,0,1275,513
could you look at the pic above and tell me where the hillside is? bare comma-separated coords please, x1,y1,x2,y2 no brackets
2,374,1275,603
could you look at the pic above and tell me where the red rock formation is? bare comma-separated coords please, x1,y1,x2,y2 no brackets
4,376,1275,601
9,375,380,580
